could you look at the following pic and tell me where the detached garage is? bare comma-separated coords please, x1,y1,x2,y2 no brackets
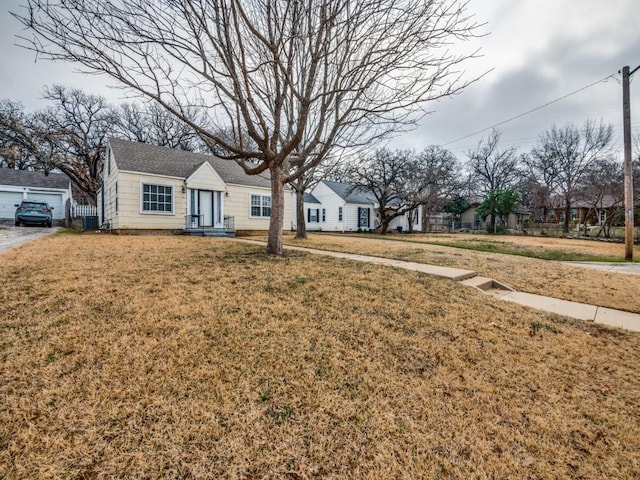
0,169,73,225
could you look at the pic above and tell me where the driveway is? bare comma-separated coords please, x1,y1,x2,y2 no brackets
0,225,60,253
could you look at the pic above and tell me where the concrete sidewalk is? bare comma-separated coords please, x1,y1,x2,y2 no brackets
238,239,640,333
562,261,640,276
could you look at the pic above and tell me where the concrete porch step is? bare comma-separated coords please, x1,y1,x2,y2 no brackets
184,229,235,238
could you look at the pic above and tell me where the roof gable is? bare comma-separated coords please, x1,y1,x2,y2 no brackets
0,169,70,190
321,180,376,204
303,192,321,204
108,138,272,189
186,161,226,191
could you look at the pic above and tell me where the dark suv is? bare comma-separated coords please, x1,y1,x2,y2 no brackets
14,201,54,227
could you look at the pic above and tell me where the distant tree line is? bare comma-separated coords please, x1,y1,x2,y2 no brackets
326,121,639,237
2,85,638,239
0,85,206,203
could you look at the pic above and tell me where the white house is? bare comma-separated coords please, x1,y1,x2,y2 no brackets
305,180,376,232
297,180,423,233
292,192,324,231
97,138,292,235
0,169,73,225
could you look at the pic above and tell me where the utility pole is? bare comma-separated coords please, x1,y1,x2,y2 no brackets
622,65,639,261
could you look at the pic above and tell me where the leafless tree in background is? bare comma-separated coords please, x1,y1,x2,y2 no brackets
467,129,520,193
39,85,117,202
114,103,206,152
577,156,623,238
529,120,613,234
347,149,415,234
466,129,520,232
413,145,462,232
0,86,115,202
0,100,42,170
15,0,484,254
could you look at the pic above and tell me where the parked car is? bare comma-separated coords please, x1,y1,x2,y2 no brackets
14,201,54,227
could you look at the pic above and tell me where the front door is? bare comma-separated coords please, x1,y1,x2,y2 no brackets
199,190,214,226
194,190,223,228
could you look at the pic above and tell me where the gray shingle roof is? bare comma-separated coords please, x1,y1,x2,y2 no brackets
322,180,376,204
303,192,321,204
0,169,70,189
108,138,272,188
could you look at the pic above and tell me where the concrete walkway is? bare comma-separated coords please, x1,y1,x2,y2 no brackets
239,239,640,333
562,261,640,276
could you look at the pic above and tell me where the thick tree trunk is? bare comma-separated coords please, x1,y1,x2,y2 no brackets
266,164,286,255
295,187,307,239
421,207,428,233
407,209,414,233
563,198,571,234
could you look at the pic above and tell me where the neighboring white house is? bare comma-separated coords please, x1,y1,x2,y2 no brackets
305,180,376,232
296,180,423,233
290,192,324,231
97,138,292,234
0,169,73,225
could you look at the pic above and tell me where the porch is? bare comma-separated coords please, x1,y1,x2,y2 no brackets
184,214,235,237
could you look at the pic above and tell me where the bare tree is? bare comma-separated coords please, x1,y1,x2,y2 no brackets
530,120,613,234
467,129,520,192
0,86,116,202
114,102,206,152
412,146,462,232
466,129,520,232
40,85,117,202
578,156,624,238
0,100,41,170
290,157,342,239
348,149,415,234
15,0,483,254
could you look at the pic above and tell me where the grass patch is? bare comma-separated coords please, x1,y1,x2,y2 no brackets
347,233,636,262
54,227,80,235
423,238,616,261
278,233,640,314
1,235,639,478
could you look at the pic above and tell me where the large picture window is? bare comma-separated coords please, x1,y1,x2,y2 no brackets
142,183,173,213
250,194,271,217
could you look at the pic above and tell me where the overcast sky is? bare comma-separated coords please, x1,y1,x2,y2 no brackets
1,0,639,159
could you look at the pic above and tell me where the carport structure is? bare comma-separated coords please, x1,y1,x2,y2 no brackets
0,169,73,225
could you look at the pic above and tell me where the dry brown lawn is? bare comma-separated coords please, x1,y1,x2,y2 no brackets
1,234,640,479
278,234,640,314
399,233,639,259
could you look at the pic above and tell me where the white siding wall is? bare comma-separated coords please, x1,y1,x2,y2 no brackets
387,206,423,232
288,192,324,231
344,204,373,231
111,171,187,229
309,182,346,231
308,182,376,232
224,183,292,231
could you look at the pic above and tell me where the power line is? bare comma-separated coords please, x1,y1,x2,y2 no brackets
442,72,619,147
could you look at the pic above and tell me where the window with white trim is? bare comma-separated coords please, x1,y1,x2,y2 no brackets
115,181,118,213
250,194,271,217
322,208,326,222
142,183,173,213
338,206,343,221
